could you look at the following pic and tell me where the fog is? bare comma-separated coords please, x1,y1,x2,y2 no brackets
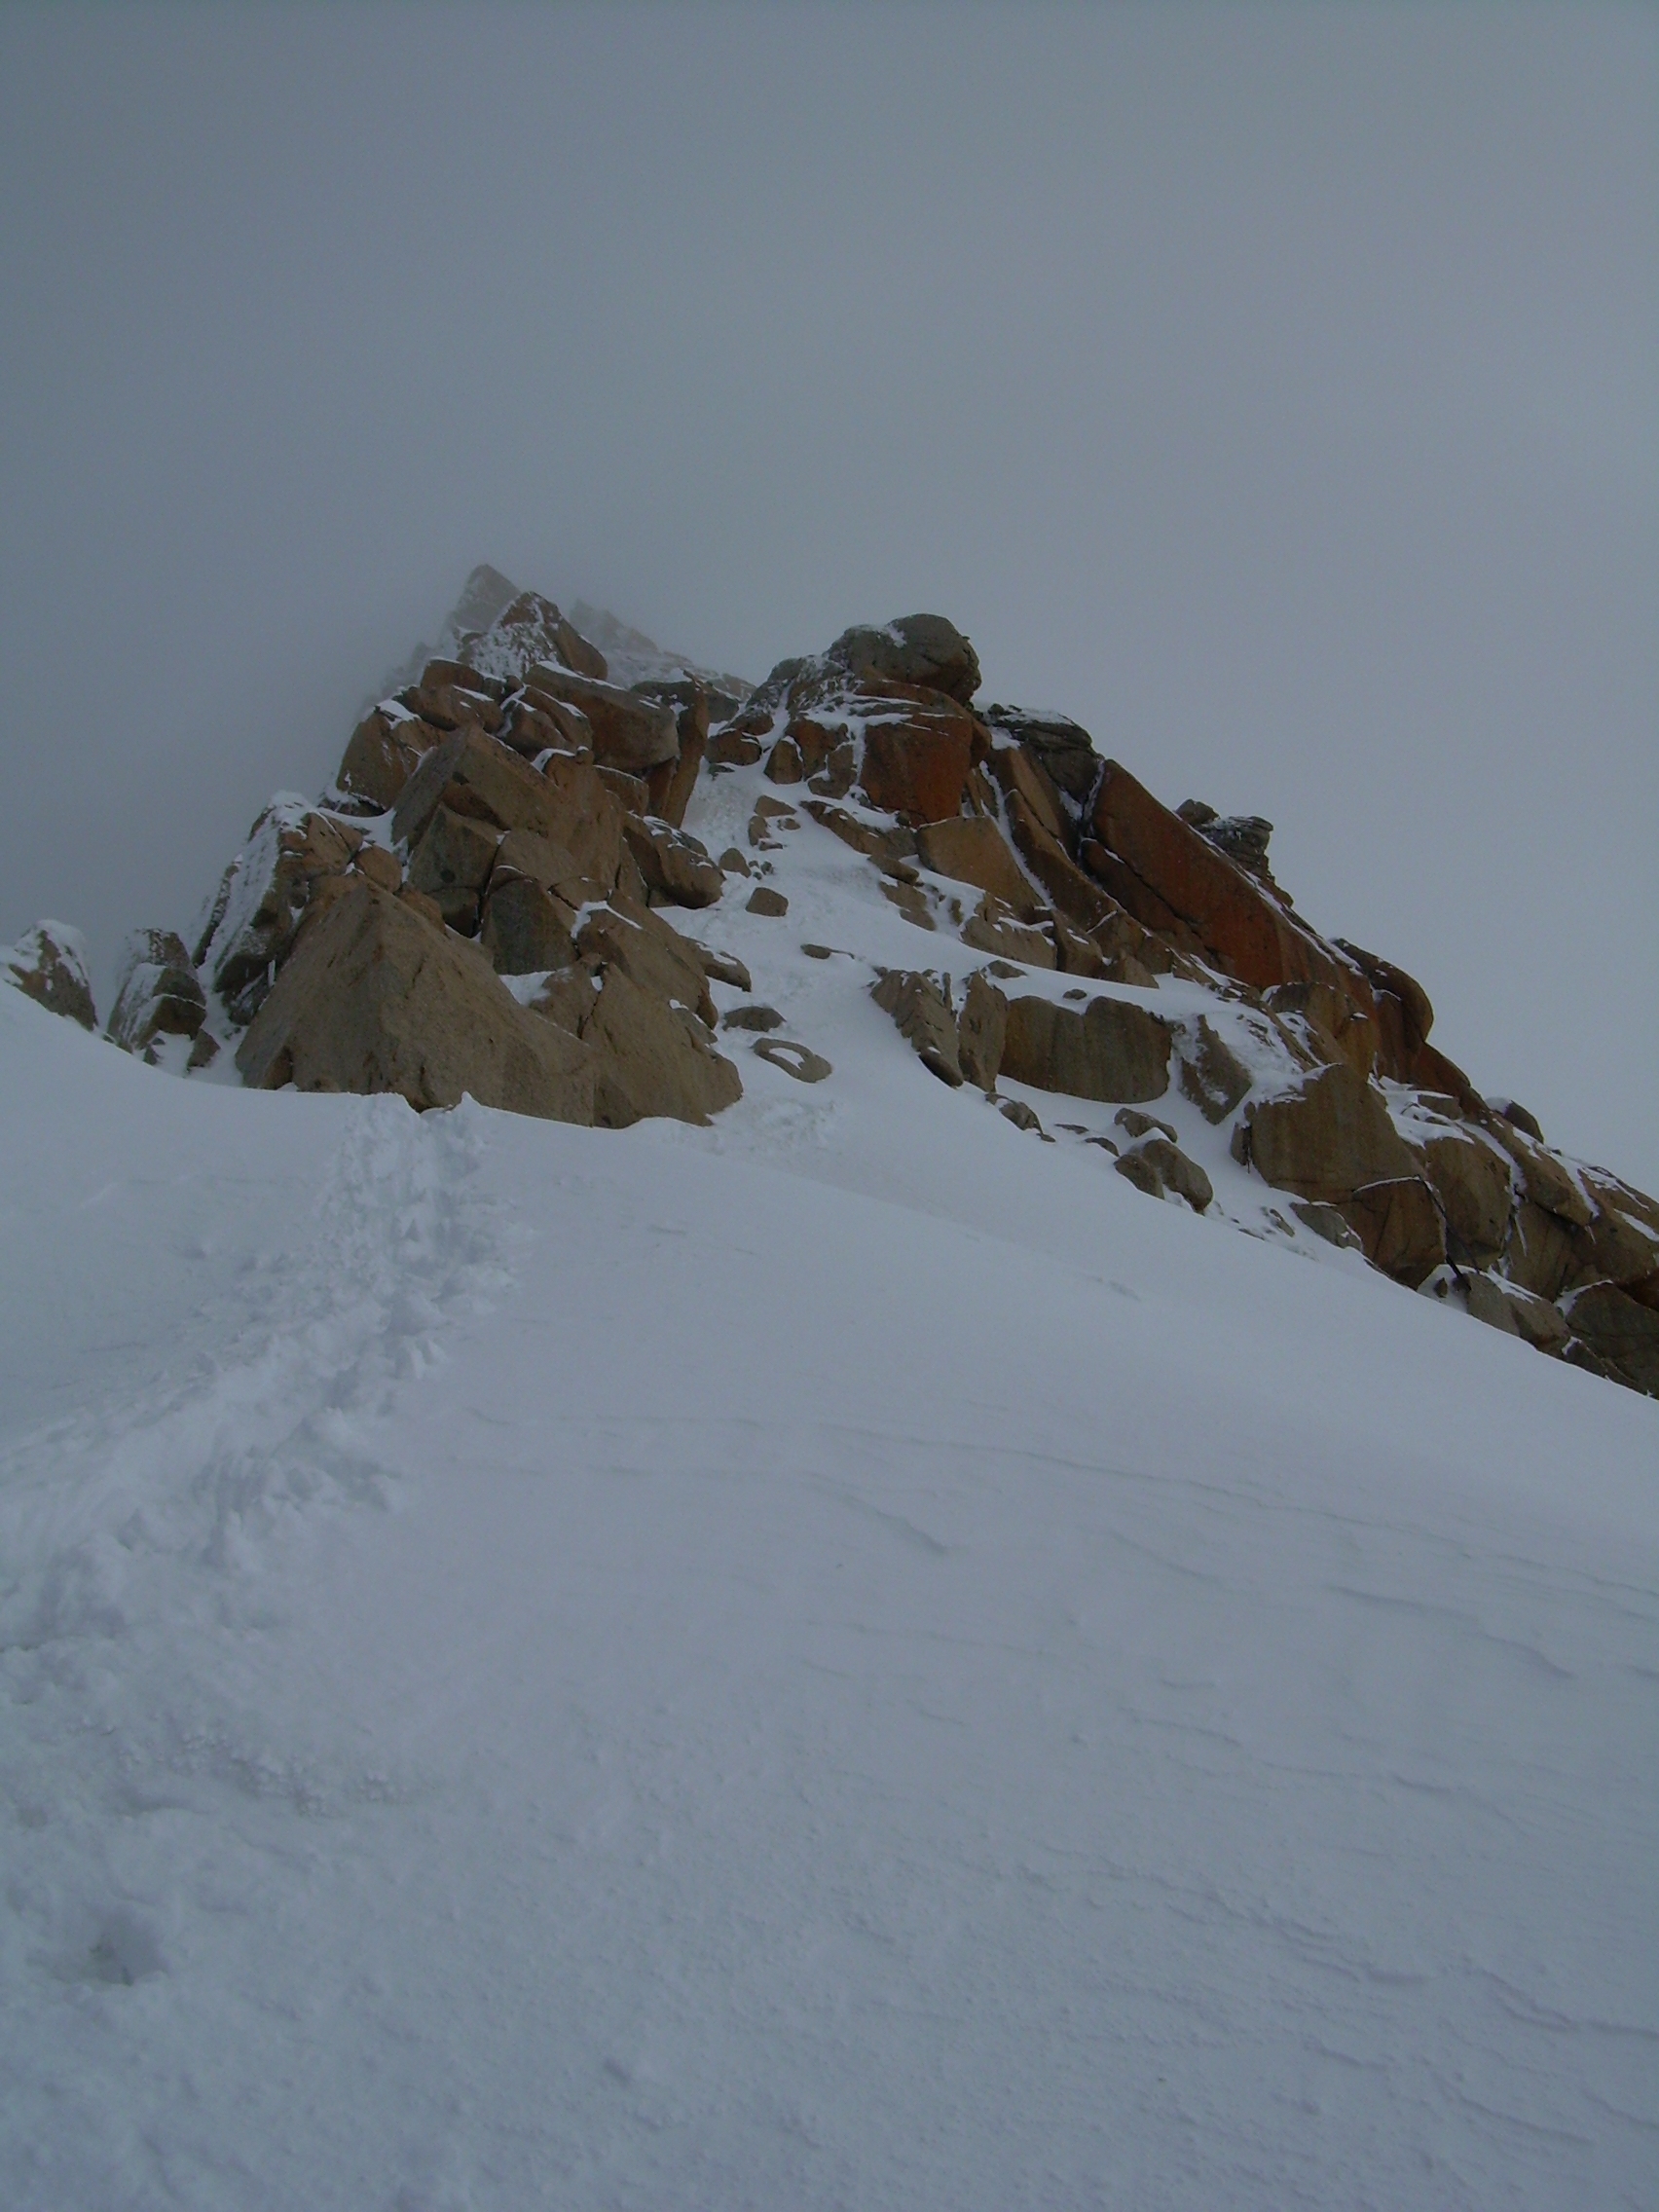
2,3,1654,1187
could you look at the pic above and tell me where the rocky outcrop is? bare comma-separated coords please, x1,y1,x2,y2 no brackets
1340,1177,1447,1288
1489,1096,1545,1142
194,801,367,1026
429,582,609,689
1000,789,1119,931
870,969,963,1087
1465,1274,1567,1349
337,654,524,809
1115,1134,1213,1213
956,970,1008,1094
522,665,680,776
397,726,571,852
234,871,741,1131
753,1037,832,1084
1334,941,1433,1084
830,614,980,704
343,588,716,889
859,700,979,822
1290,1199,1363,1251
405,804,501,931
1176,800,1275,881
1563,1283,1659,1394
1417,1127,1514,1267
644,688,710,828
960,897,1054,967
338,706,443,810
982,739,1070,844
802,801,920,875
1235,1065,1418,1204
567,597,750,715
5,922,96,1030
718,615,984,827
478,877,577,977
236,881,596,1123
1176,1016,1252,1124
488,592,608,682
398,659,508,737
542,963,741,1129
981,708,1099,805
1503,1201,1581,1304
499,692,595,762
84,574,1658,1403
1226,1065,1621,1290
915,817,1039,917
1488,1121,1593,1228
622,817,723,908
532,896,741,1128
107,930,208,1063
1001,995,1172,1105
542,755,637,894
162,620,753,1133
1087,760,1371,1014
1262,980,1377,1081
389,732,643,940
574,898,718,1031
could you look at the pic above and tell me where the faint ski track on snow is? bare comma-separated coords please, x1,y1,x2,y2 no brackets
0,1096,518,2066
0,1095,507,1658
2,949,1657,2208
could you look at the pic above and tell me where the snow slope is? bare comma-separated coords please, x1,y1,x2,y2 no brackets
2,940,1657,2207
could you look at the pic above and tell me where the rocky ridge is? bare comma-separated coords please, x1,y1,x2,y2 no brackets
8,578,1657,1400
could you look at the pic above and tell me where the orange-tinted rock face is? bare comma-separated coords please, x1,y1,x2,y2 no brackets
1335,940,1444,1084
915,816,1040,917
339,709,445,810
1004,793,1120,931
729,623,986,826
1087,759,1372,1007
857,698,977,823
983,742,1069,844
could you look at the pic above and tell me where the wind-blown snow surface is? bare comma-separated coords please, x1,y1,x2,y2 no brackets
2,981,1656,2211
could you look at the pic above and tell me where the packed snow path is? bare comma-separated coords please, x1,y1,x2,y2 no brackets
2,987,1655,2209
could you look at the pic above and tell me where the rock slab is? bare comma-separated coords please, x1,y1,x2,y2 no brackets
1000,994,1172,1105
5,922,96,1030
237,880,595,1124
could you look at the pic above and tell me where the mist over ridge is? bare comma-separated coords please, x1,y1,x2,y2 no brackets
0,3,1653,1184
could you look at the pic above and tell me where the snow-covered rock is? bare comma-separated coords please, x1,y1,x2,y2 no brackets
1,908,1655,2208
2,918,95,1030
37,574,1659,1411
106,927,208,1066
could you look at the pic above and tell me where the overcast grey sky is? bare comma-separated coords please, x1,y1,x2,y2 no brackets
2,2,1654,1186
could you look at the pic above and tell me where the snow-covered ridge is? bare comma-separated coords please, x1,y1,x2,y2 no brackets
387,564,751,716
1,573,1656,2203
9,576,1658,1402
1,914,1655,2207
